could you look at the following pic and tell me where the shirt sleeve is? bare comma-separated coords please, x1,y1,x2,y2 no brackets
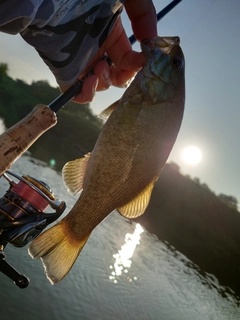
0,0,125,87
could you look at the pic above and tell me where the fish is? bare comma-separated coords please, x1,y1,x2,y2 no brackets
28,36,185,284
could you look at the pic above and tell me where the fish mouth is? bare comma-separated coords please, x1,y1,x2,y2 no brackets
156,36,180,54
142,36,180,55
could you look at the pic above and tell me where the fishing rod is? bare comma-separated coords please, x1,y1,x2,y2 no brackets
0,0,182,177
0,0,182,288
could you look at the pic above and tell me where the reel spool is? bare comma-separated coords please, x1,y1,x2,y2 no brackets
0,170,66,288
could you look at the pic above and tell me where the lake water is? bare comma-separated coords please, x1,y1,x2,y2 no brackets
0,155,239,320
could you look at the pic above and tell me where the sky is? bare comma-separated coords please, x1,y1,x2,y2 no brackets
0,0,240,204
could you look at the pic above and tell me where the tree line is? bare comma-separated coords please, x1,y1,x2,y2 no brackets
0,62,238,211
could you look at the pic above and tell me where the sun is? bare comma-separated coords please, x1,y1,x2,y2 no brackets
182,146,202,165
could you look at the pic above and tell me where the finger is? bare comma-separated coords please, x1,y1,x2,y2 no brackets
109,65,136,88
72,75,98,104
103,18,145,72
61,60,111,104
124,0,157,41
93,60,112,91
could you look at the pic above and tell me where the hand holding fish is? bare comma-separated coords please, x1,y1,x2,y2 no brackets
29,36,185,284
62,0,158,104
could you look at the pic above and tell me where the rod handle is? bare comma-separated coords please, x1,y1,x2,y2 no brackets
0,104,57,176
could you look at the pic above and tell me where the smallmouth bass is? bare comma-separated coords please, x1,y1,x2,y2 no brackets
29,36,185,284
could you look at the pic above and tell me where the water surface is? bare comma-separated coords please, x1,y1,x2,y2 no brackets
0,155,239,320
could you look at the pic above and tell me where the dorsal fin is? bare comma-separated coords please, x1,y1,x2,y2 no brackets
98,100,120,120
118,180,155,219
62,153,91,195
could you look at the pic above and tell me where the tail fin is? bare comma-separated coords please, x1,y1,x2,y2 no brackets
28,222,90,284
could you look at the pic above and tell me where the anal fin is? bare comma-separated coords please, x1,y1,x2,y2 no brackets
118,180,156,219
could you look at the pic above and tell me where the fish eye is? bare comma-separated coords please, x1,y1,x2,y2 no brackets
171,56,182,69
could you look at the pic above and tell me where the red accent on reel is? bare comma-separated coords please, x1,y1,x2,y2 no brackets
12,181,49,212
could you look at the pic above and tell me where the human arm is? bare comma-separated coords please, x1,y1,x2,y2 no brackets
0,0,157,104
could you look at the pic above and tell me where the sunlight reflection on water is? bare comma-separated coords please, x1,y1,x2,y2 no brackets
109,223,144,284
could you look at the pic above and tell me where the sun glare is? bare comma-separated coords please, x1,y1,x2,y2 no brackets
182,146,202,165
109,223,144,284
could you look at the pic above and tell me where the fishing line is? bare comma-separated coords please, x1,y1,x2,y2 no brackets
181,0,217,44
12,181,49,211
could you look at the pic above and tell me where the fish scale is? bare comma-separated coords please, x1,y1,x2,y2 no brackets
28,36,185,284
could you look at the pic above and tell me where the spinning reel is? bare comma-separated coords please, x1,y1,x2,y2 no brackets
0,170,66,288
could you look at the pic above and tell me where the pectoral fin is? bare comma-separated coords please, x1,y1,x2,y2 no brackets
98,100,120,120
118,181,155,219
62,153,91,195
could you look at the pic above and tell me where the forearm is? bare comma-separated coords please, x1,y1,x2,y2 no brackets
0,0,158,104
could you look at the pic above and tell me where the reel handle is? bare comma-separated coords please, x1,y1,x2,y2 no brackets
0,104,57,176
0,248,29,288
